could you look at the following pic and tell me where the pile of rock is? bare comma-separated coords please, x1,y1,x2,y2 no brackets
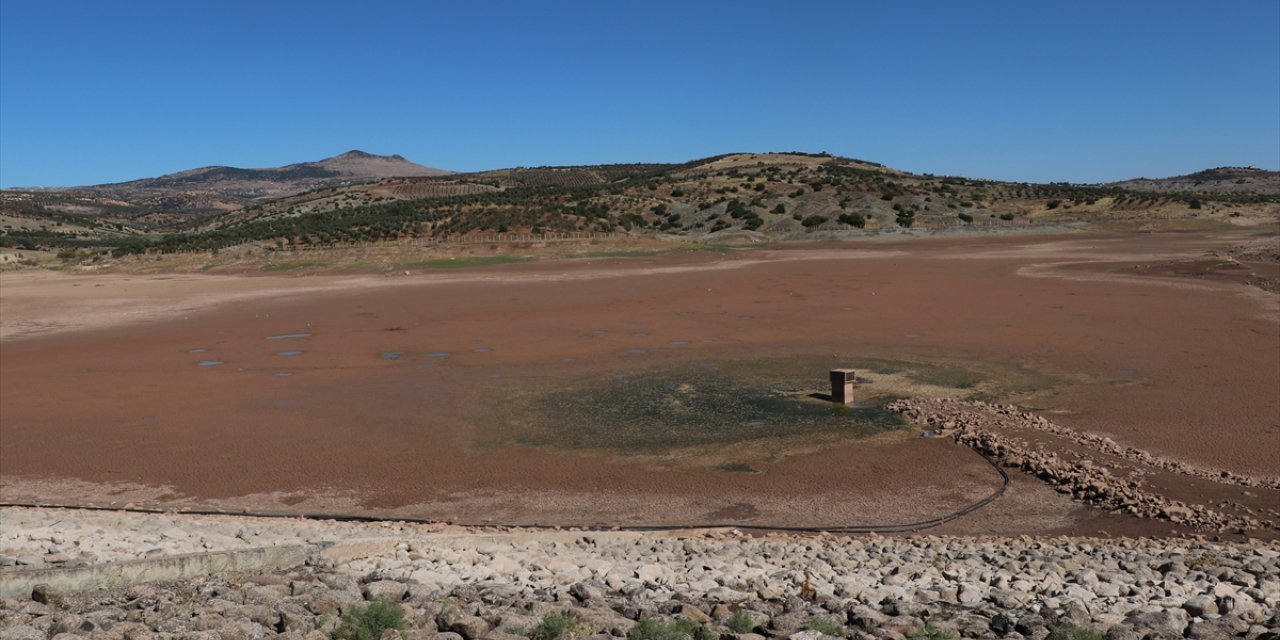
3,530,1278,639
886,399,1273,532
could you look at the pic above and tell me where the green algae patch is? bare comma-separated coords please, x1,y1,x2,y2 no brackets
489,354,1079,459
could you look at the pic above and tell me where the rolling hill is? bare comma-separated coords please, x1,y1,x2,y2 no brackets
0,151,447,229
2,152,1277,257
1109,167,1280,195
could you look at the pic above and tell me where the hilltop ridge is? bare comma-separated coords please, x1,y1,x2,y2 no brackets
2,151,1277,256
1109,166,1280,195
88,149,448,197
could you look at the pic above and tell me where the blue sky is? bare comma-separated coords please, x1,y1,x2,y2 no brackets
1,1,1277,187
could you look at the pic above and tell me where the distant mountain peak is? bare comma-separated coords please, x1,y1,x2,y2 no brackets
70,151,450,201
321,150,418,165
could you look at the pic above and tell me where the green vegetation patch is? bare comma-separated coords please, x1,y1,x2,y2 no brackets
333,600,405,640
726,611,757,634
1046,623,1103,640
401,255,532,269
628,618,716,640
579,249,665,258
262,260,329,271
804,616,847,637
522,613,590,640
910,621,958,640
506,363,905,454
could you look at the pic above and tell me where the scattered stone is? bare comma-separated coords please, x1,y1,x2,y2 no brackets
363,580,409,602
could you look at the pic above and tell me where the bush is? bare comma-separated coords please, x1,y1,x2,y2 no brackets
1046,199,1062,209
333,600,405,640
838,212,866,228
957,212,974,223
1046,623,1102,640
909,621,957,640
801,215,828,228
525,613,589,640
726,611,756,634
804,616,845,636
772,204,786,214
999,213,1016,221
628,618,716,640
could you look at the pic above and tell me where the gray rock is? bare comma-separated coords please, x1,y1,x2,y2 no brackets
770,612,809,636
570,581,606,602
636,564,666,583
481,631,524,640
1102,628,1141,640
1123,608,1189,637
364,580,409,602
574,607,637,636
0,629,45,640
706,586,752,604
1185,616,1250,640
1183,594,1217,618
879,615,924,637
957,585,984,605
989,612,1017,635
450,615,492,640
425,633,465,640
31,583,61,606
787,631,824,640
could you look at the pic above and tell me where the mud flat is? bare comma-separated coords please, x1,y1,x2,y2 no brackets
1,231,1277,534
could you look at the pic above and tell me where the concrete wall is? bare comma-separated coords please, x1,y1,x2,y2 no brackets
0,544,311,599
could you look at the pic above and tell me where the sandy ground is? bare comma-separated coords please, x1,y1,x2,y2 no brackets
1,231,1277,533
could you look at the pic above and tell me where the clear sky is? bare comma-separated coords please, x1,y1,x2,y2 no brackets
1,0,1277,187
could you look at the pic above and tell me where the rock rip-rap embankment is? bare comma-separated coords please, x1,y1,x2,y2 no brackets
886,398,1280,533
2,506,1280,639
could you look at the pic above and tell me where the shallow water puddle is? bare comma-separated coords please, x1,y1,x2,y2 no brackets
276,351,303,357
425,351,450,358
266,332,312,341
380,352,404,360
196,360,224,367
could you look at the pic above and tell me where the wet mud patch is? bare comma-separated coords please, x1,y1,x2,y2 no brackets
491,355,1079,463
500,362,905,455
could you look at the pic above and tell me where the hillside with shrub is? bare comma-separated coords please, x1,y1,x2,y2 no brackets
3,152,1277,257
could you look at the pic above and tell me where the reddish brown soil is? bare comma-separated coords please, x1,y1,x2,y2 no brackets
2,231,1276,533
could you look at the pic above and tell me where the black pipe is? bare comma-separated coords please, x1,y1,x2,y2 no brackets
0,449,1009,535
